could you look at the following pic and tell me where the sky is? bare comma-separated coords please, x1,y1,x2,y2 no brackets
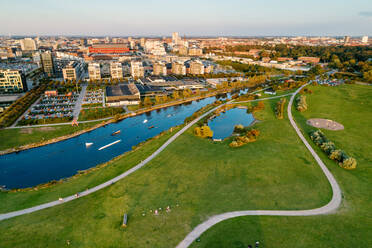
1,0,371,36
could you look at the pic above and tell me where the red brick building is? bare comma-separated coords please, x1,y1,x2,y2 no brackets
88,44,130,54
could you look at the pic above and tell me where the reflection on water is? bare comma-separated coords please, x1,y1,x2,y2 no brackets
208,108,254,140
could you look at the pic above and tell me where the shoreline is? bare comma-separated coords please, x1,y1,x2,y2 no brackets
0,90,227,156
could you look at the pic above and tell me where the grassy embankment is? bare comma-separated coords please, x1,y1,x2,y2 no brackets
0,94,333,247
0,122,100,151
190,84,372,248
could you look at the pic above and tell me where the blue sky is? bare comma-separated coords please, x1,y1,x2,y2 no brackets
1,0,371,36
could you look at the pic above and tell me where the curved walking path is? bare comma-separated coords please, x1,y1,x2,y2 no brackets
175,83,342,248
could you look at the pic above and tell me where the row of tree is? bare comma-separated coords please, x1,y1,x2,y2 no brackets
0,85,47,128
296,95,308,112
275,98,286,119
310,130,357,169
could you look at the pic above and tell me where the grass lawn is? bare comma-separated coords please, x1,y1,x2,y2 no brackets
0,96,332,247
0,122,100,151
189,84,372,248
78,107,124,121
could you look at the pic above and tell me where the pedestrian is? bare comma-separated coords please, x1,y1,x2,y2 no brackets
255,241,259,247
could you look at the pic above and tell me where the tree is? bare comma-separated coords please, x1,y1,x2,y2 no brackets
143,96,153,107
172,91,179,99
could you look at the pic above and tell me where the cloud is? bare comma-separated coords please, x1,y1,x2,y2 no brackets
359,11,372,17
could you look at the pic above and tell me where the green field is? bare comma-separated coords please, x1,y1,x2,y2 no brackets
0,93,334,247
0,122,100,151
189,84,372,248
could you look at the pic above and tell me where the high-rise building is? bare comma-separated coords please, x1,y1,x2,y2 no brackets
130,61,144,78
40,51,55,77
140,38,146,47
344,36,350,44
110,62,123,79
361,36,368,43
171,61,186,75
172,32,181,45
0,69,27,93
62,61,83,81
88,63,101,81
20,38,37,51
189,60,205,75
153,61,167,76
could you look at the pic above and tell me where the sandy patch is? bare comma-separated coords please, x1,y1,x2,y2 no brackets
19,128,33,134
307,118,344,131
38,127,57,132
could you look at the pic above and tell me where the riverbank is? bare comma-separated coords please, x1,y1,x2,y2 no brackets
0,91,224,156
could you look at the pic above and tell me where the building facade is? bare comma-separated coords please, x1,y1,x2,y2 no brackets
153,61,167,76
188,47,203,56
110,62,123,79
189,60,205,74
88,63,101,81
20,38,37,51
0,69,27,93
40,51,55,77
106,84,140,106
171,61,186,75
62,61,83,81
88,44,130,54
130,61,144,78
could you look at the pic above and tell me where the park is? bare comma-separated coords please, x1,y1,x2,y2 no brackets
0,83,371,248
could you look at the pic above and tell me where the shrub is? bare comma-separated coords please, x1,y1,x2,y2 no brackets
275,98,286,119
309,130,356,169
230,129,260,148
194,125,213,138
296,95,307,112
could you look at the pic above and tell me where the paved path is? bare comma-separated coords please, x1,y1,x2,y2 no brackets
0,100,231,221
72,85,87,120
175,83,342,248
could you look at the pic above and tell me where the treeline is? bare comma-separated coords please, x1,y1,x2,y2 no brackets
217,60,280,74
310,130,357,169
275,98,286,119
0,85,46,128
18,116,73,126
296,95,307,112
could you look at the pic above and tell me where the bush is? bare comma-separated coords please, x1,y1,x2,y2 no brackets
309,130,356,169
275,98,286,119
296,95,307,112
194,125,213,138
230,129,260,147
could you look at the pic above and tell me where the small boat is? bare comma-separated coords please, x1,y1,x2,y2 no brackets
111,130,121,136
148,125,154,129
85,142,93,147
143,119,148,123
98,140,121,151
167,114,171,117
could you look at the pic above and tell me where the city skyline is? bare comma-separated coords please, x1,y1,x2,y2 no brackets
1,0,372,36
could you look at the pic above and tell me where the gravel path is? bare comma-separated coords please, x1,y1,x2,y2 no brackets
175,83,342,248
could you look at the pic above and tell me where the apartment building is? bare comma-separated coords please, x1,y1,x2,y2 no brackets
188,47,203,56
171,61,186,75
189,60,205,75
20,38,37,51
62,61,83,81
88,63,101,81
0,69,27,93
130,61,144,78
110,62,123,79
40,51,54,77
153,61,167,76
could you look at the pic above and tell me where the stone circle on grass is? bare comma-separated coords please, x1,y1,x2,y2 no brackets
307,118,344,131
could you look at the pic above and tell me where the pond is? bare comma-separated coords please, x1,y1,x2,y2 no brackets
208,108,255,140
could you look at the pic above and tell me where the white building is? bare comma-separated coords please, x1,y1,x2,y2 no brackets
63,61,83,81
361,36,368,43
144,40,166,56
130,61,144,78
20,38,37,51
110,62,123,79
153,61,167,76
88,63,101,81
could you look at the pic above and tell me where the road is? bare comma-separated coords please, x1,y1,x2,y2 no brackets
175,82,342,248
72,84,87,120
